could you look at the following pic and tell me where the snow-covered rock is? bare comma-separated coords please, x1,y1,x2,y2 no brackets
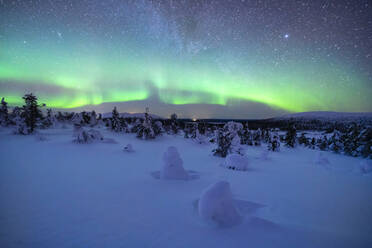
161,146,189,180
124,144,134,152
198,181,242,227
222,154,249,171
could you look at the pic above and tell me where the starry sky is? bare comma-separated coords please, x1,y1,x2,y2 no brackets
0,0,371,118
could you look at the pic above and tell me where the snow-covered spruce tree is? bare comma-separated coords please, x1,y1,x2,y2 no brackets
317,135,329,151
212,121,243,157
111,107,123,132
284,124,297,148
136,109,156,140
22,93,43,134
170,113,179,135
359,127,372,158
298,133,309,146
343,124,360,157
0,97,9,126
240,123,253,145
12,107,28,134
252,129,262,146
43,109,58,128
267,133,280,152
309,137,316,149
329,131,342,153
89,110,97,127
71,112,83,125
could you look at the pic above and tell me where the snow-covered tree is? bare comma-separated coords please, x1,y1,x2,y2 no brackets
71,113,83,125
240,123,253,145
170,113,179,134
267,133,280,152
0,97,9,126
136,108,156,140
329,131,342,153
89,110,97,126
110,107,125,132
43,109,58,128
252,129,262,146
22,93,43,134
213,121,243,157
358,128,372,158
317,135,328,151
298,133,309,146
284,124,297,148
161,146,189,180
12,107,28,135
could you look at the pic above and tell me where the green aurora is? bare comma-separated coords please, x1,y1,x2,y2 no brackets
0,1,371,117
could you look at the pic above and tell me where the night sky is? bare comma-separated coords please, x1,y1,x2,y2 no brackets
0,0,371,118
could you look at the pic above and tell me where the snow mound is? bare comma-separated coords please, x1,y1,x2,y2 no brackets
161,146,189,180
357,160,372,175
222,154,249,171
124,144,134,152
198,181,242,227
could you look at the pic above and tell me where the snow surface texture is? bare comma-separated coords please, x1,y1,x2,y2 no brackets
0,126,372,247
222,154,249,171
161,146,189,180
198,181,242,227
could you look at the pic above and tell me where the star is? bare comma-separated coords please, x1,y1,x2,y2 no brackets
284,34,289,39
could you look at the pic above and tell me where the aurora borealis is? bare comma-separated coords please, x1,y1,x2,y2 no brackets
0,0,371,118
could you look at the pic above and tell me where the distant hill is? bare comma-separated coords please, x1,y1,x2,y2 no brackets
275,111,372,121
101,112,163,119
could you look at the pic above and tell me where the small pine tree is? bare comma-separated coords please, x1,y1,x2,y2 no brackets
89,110,97,126
22,93,43,133
298,133,309,146
359,128,372,158
329,131,342,153
136,108,156,140
43,109,57,128
267,133,280,151
0,97,9,126
284,124,297,148
170,113,179,134
317,135,328,151
111,107,123,132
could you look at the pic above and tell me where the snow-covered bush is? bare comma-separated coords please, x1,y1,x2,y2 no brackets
73,128,104,144
124,144,134,152
194,129,206,144
222,154,249,171
161,146,189,180
198,181,242,227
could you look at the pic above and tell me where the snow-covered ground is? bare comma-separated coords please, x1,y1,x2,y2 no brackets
0,126,371,248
